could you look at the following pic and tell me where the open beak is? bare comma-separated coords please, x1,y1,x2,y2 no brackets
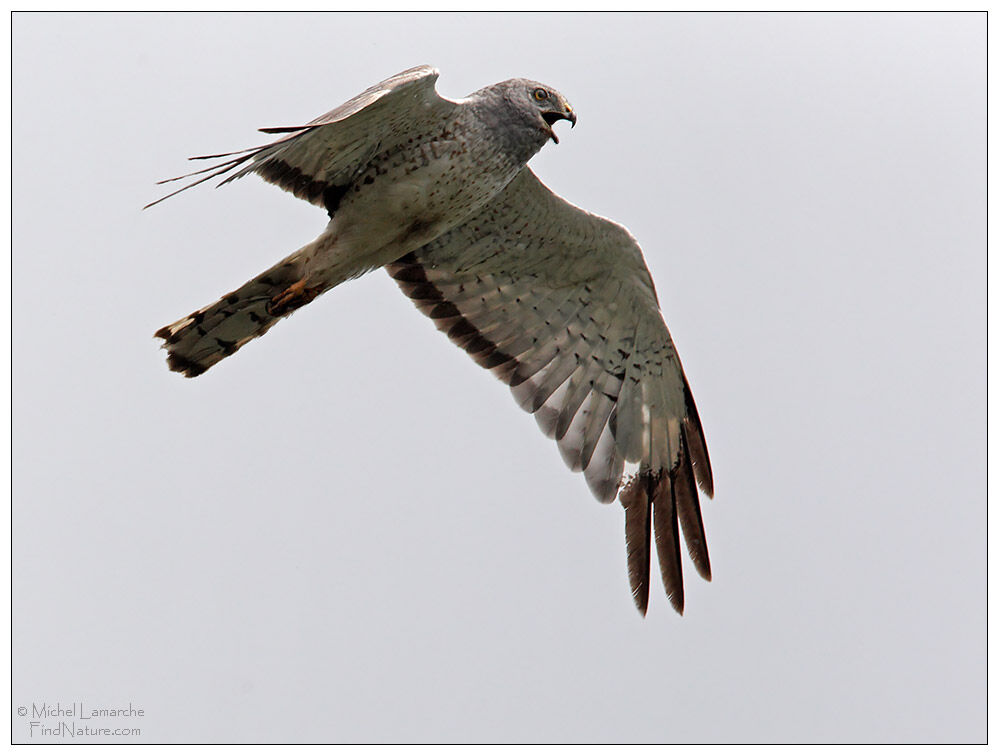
543,106,576,144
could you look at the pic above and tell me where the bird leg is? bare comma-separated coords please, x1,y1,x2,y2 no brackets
266,278,323,317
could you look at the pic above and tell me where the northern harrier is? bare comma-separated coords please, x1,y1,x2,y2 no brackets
151,66,714,614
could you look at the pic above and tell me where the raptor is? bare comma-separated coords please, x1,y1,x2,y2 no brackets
151,65,714,615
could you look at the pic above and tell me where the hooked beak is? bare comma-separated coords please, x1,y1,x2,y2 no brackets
542,104,576,144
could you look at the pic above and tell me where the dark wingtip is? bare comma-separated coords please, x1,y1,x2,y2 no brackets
668,594,685,616
144,151,256,210
633,591,649,617
683,379,714,498
675,433,712,582
652,473,685,615
620,472,652,617
259,125,309,134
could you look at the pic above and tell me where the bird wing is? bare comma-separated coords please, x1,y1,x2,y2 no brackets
385,167,713,614
146,65,458,210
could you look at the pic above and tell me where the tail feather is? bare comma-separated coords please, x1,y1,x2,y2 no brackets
155,254,309,377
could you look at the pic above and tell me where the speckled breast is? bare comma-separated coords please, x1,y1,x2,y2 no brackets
334,120,522,254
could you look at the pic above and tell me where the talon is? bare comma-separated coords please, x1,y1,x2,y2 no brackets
267,279,322,317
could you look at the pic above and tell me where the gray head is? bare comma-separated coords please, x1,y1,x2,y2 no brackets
468,78,577,161
501,78,576,143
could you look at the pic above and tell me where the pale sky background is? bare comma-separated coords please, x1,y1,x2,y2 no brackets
12,12,984,744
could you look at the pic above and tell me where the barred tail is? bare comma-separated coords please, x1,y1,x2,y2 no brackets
155,250,321,377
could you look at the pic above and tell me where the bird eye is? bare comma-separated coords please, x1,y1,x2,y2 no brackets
533,88,549,101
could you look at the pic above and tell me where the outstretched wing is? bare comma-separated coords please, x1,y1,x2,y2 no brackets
146,65,458,210
386,168,714,615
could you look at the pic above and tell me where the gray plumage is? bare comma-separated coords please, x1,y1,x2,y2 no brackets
151,65,714,615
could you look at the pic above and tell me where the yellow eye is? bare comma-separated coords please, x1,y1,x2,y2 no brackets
533,88,549,101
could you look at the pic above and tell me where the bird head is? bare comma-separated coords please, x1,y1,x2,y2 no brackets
521,81,576,144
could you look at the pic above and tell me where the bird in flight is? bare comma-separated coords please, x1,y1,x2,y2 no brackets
151,66,714,615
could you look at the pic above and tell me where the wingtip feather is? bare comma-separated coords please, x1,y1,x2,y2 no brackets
675,433,712,582
620,474,652,617
652,474,685,616
682,378,714,498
